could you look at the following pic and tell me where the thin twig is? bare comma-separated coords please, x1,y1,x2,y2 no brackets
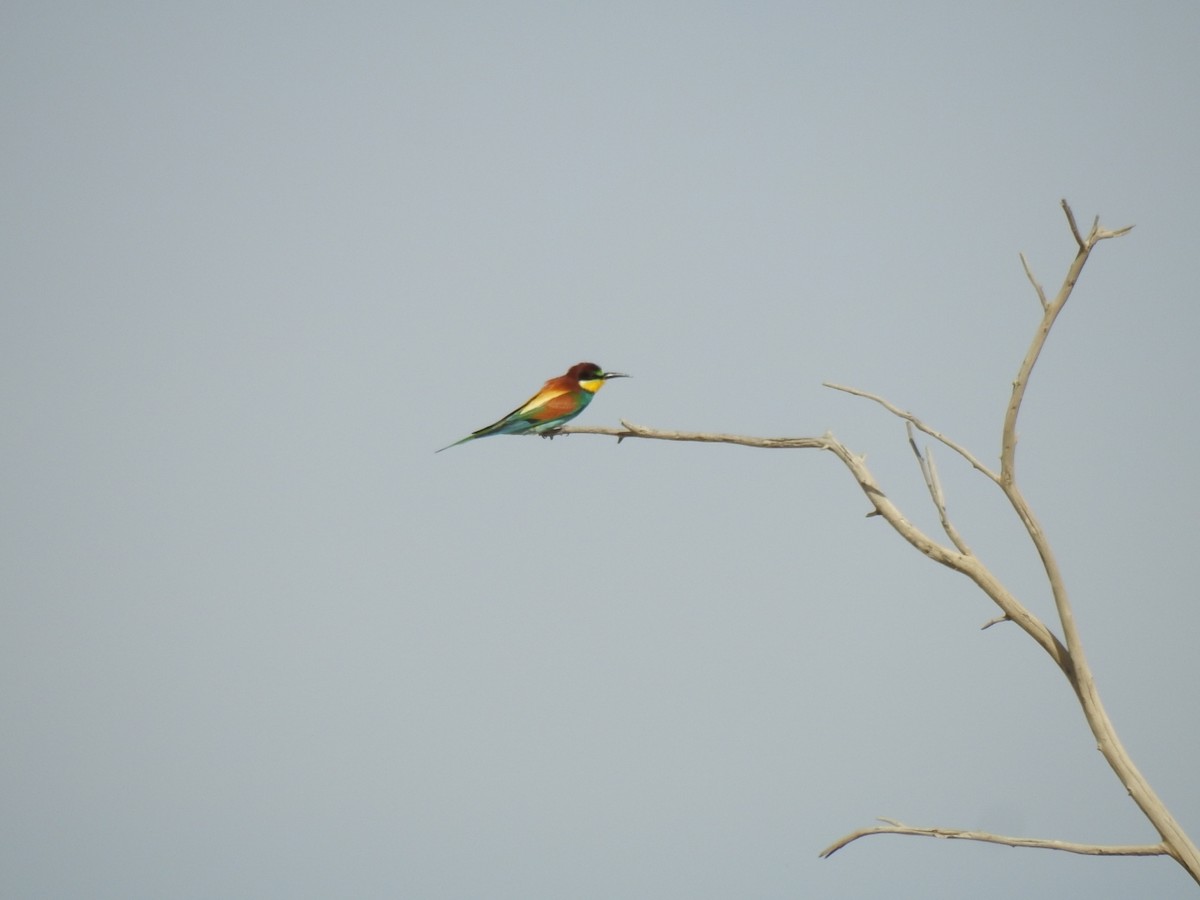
820,818,1168,859
1020,252,1048,310
906,423,972,556
823,383,999,482
1064,198,1086,249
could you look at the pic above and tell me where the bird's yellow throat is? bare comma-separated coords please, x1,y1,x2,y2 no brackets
579,378,605,394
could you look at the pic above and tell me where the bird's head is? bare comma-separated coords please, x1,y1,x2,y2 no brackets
569,362,630,393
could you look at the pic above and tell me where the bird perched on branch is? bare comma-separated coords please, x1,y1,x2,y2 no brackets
436,362,629,452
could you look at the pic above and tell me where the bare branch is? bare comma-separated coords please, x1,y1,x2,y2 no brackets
986,205,1200,878
1019,252,1048,310
1002,202,1133,486
557,421,828,450
559,202,1200,884
823,383,999,482
906,423,972,556
1063,198,1086,249
820,818,1168,860
561,419,1070,670
565,409,1200,879
981,614,1010,630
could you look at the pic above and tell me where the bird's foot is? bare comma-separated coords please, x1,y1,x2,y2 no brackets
539,428,565,440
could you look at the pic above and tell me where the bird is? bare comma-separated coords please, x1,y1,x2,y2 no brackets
436,362,629,452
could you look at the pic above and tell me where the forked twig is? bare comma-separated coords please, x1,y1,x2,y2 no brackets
906,422,972,556
1064,201,1087,249
823,383,999,482
1019,251,1048,310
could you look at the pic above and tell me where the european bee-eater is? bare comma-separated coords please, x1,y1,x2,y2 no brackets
436,362,629,452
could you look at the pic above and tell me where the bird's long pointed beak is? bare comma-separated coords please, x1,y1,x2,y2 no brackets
602,371,630,379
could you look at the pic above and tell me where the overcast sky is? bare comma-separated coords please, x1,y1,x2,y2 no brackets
4,3,1200,898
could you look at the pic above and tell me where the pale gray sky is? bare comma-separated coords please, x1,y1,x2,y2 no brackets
4,3,1199,898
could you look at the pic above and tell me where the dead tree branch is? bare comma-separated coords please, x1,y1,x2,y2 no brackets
905,422,973,556
820,818,1169,860
822,383,999,482
558,202,1199,886
560,420,1071,668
